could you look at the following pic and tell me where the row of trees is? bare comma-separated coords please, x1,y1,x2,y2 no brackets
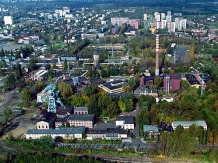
137,95,156,136
158,124,207,157
1,152,111,163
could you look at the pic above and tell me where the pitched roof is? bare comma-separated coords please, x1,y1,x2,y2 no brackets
185,74,200,85
172,120,207,128
199,74,211,83
74,106,88,111
67,114,95,121
26,127,85,135
38,112,56,123
93,123,116,130
116,115,134,124
57,106,73,115
143,125,159,133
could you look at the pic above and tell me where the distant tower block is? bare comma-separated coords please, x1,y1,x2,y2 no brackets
166,75,170,95
155,30,160,76
93,51,99,67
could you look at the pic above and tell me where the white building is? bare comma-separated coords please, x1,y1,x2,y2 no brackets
26,127,85,140
166,15,172,23
144,14,148,21
4,16,13,25
156,96,174,103
116,115,135,130
161,13,166,20
175,18,187,31
154,12,161,22
156,20,167,29
167,22,176,33
30,69,48,81
172,120,207,130
36,112,56,130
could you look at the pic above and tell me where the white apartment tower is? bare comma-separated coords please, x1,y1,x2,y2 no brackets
167,22,176,33
161,13,166,20
154,12,161,22
144,14,148,21
4,16,13,25
175,18,187,31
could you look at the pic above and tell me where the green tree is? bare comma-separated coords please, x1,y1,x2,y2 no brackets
2,107,12,123
20,89,31,108
64,59,68,71
83,85,99,97
128,78,136,92
71,95,85,107
118,99,126,112
4,74,15,91
98,95,112,109
136,109,150,136
181,80,190,89
66,122,70,127
175,125,185,135
102,101,120,118
28,58,37,71
57,82,73,98
15,63,23,79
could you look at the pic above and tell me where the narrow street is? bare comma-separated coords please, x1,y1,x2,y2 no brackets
131,102,148,148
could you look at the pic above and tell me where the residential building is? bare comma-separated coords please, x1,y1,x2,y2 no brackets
175,18,187,31
115,115,135,130
111,17,139,29
167,22,176,33
4,16,13,25
36,112,56,130
143,125,160,138
154,12,161,22
26,127,85,140
74,106,88,114
156,20,167,29
67,114,95,128
172,120,207,130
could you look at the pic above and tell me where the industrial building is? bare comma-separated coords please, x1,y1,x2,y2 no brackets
26,127,85,140
172,120,207,130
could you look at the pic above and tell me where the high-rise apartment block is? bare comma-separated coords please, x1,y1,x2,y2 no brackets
144,14,148,21
4,16,13,25
111,17,139,29
175,18,187,31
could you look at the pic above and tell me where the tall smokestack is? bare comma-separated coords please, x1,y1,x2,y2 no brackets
155,30,160,76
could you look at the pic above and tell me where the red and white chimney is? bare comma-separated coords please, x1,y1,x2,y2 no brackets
155,30,160,76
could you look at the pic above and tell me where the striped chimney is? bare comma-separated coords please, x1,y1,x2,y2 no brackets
155,30,160,76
